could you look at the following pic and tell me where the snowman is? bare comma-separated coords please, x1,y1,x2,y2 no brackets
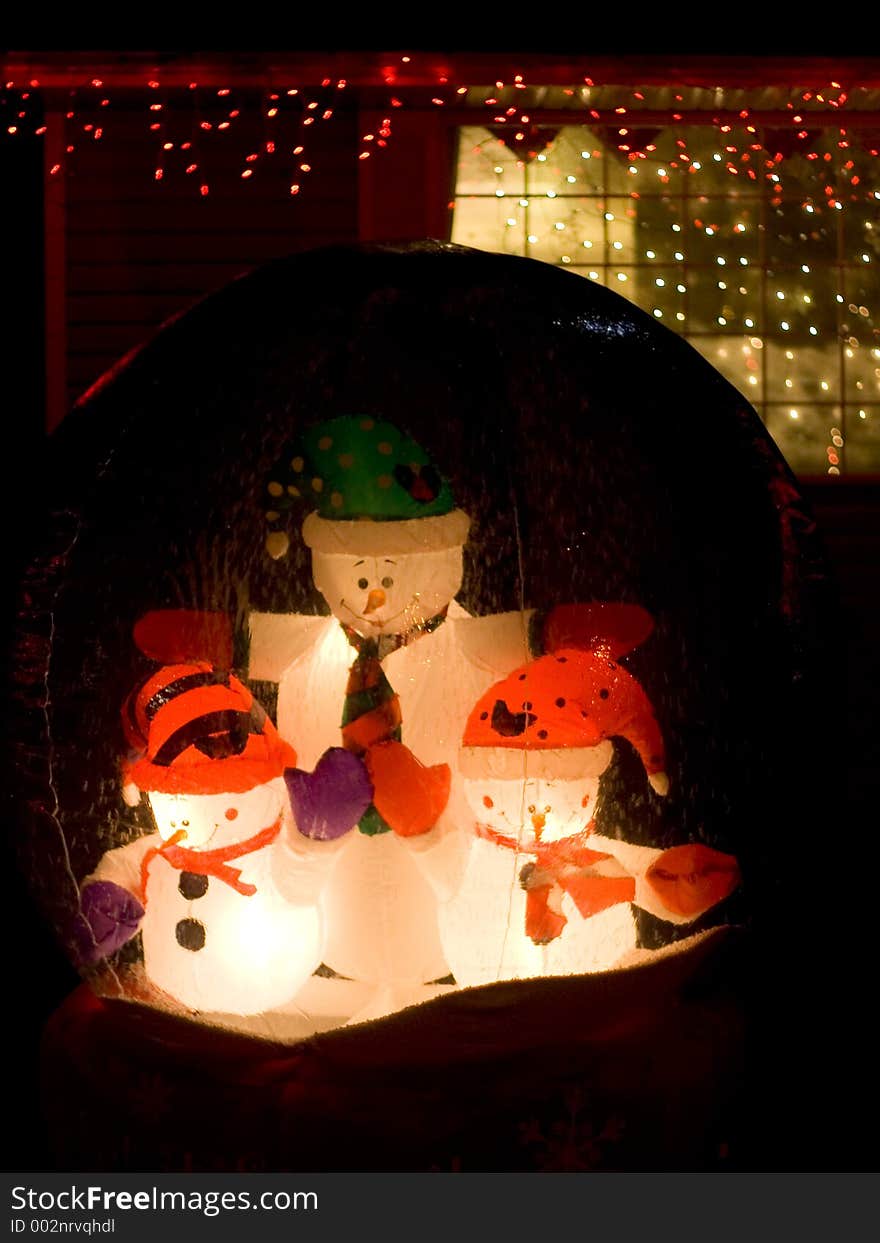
71,629,336,1022
250,414,671,1022
442,645,741,986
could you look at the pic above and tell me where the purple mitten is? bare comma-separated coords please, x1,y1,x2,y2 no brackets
70,881,144,967
285,747,373,841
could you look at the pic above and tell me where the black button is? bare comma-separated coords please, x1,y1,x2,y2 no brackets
175,919,206,952
178,871,209,899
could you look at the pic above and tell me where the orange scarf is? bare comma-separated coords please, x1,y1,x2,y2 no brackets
474,820,636,941
140,816,282,903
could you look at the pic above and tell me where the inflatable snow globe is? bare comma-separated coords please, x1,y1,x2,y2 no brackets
13,242,830,1170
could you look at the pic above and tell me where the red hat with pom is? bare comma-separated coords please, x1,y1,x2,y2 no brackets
121,611,296,796
461,604,667,794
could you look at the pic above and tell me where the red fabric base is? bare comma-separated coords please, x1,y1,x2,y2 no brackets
41,930,745,1172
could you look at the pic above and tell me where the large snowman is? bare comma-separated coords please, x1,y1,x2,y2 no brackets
72,636,330,1021
250,414,670,1023
443,646,741,986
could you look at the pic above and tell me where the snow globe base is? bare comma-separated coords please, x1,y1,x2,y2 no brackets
40,927,745,1173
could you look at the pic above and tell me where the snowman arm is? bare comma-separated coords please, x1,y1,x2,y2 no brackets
455,610,536,675
402,801,472,903
82,833,159,896
270,817,347,906
248,612,329,683
589,832,739,925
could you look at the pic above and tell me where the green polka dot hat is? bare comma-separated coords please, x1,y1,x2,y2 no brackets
265,415,470,557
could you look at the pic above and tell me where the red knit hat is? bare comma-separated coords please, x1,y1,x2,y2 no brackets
121,610,296,795
461,648,665,781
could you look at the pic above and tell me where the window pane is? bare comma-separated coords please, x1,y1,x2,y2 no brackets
765,203,837,269
845,341,880,403
765,343,839,403
451,197,526,255
691,336,763,403
766,405,839,474
452,120,880,474
846,406,880,471
455,127,525,196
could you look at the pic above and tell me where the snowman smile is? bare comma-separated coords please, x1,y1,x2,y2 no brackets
341,597,419,632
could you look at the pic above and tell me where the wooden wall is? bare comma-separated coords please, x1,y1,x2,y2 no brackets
50,99,362,423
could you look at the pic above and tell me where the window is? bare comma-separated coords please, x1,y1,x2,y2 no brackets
452,122,880,476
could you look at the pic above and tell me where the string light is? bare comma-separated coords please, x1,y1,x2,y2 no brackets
3,61,877,473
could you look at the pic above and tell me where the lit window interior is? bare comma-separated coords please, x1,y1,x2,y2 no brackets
452,117,880,476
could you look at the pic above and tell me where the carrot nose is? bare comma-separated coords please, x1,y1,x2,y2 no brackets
364,588,386,615
531,812,546,834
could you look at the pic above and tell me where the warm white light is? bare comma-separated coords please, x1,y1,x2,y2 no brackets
88,780,323,1017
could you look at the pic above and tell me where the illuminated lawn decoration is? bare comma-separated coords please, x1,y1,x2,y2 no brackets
250,413,738,1023
71,614,326,1018
443,642,739,986
15,241,831,1170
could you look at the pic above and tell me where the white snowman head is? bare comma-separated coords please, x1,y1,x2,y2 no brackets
460,646,669,846
147,778,286,848
308,540,466,637
121,660,298,838
461,744,614,845
264,415,471,636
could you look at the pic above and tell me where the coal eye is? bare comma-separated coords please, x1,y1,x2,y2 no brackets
528,804,535,814
381,576,394,589
357,577,369,590
182,820,190,827
544,805,551,813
